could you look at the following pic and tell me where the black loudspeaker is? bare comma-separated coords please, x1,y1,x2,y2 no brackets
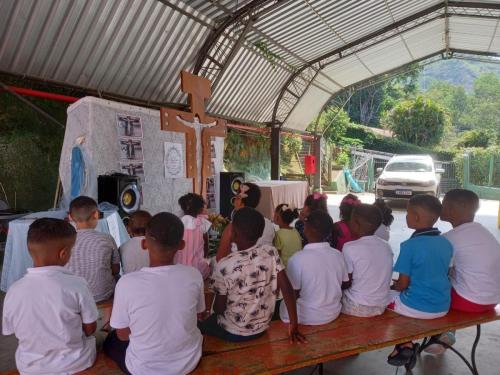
98,174,141,217
219,172,245,219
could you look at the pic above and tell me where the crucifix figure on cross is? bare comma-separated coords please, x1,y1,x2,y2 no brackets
160,71,227,196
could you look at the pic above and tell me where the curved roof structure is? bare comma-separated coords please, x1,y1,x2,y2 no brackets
1,0,499,131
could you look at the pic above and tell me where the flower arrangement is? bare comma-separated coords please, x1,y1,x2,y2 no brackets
207,213,229,257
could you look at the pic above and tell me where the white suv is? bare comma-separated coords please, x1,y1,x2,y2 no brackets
375,155,443,200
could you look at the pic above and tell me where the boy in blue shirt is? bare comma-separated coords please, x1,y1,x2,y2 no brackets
387,194,453,368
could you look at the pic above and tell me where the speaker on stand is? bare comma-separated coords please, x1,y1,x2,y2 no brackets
97,174,141,221
219,172,245,219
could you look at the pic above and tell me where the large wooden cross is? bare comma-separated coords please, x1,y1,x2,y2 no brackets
160,71,227,196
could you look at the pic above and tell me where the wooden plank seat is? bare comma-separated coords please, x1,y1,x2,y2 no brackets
193,308,500,375
96,298,114,310
4,308,499,375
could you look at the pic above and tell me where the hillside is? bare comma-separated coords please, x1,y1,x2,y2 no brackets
420,58,500,92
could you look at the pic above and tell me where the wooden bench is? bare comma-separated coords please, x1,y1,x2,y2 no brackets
193,308,500,375
4,308,499,375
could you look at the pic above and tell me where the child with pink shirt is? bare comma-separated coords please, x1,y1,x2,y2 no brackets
175,193,211,279
333,194,361,251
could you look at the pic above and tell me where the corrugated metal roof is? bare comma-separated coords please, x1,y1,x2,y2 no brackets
1,0,498,131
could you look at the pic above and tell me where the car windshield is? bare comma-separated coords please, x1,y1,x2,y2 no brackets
385,161,432,172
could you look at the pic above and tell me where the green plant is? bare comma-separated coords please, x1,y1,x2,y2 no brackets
223,129,271,179
340,124,459,161
0,93,67,210
454,146,500,187
334,149,350,166
281,135,302,165
457,129,495,148
253,40,282,70
382,95,450,147
307,106,350,144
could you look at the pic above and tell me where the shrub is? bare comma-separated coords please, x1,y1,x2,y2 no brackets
342,124,459,161
382,96,451,147
457,129,495,148
454,146,500,187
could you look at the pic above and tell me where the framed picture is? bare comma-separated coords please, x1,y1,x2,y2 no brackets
116,114,143,138
120,162,145,180
119,137,143,161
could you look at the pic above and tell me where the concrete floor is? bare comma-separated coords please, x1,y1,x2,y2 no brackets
0,194,499,374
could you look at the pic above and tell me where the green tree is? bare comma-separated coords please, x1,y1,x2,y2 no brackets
307,106,350,144
336,64,422,127
382,96,450,147
0,93,67,210
461,73,500,134
426,81,469,131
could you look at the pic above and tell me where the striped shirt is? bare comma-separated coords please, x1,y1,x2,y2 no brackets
67,229,120,302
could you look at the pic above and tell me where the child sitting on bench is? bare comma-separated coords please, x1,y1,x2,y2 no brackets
373,198,394,241
424,190,500,355
387,194,453,367
104,213,205,375
67,196,120,302
280,210,350,325
273,203,302,266
216,182,276,261
2,218,98,374
387,195,453,368
175,193,211,279
120,210,152,274
333,194,361,251
294,192,330,246
202,207,304,342
341,204,393,317
441,189,500,312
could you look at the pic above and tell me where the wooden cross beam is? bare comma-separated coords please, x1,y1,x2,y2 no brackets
160,71,227,196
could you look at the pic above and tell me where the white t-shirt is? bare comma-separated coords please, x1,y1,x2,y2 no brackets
2,266,98,375
444,222,500,305
374,224,390,241
231,218,276,253
110,265,205,375
280,242,349,325
119,236,149,274
343,236,393,307
257,218,277,247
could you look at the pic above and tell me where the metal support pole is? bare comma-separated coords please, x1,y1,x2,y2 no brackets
270,126,281,180
463,153,470,188
313,135,322,191
488,154,494,186
367,157,374,192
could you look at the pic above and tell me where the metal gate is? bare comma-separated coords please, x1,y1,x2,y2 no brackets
435,161,461,193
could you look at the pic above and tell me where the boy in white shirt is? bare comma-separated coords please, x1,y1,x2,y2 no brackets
342,204,393,317
423,189,500,355
120,210,152,274
104,212,205,375
280,210,350,325
441,189,500,312
2,218,98,374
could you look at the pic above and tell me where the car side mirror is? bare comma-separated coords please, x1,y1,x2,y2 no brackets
436,168,445,174
376,167,383,174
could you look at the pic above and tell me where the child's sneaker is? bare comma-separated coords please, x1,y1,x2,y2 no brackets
424,331,456,355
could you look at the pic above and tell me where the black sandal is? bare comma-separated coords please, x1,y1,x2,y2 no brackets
387,343,415,367
404,343,420,370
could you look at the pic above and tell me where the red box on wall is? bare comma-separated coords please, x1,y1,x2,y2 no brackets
304,155,316,175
